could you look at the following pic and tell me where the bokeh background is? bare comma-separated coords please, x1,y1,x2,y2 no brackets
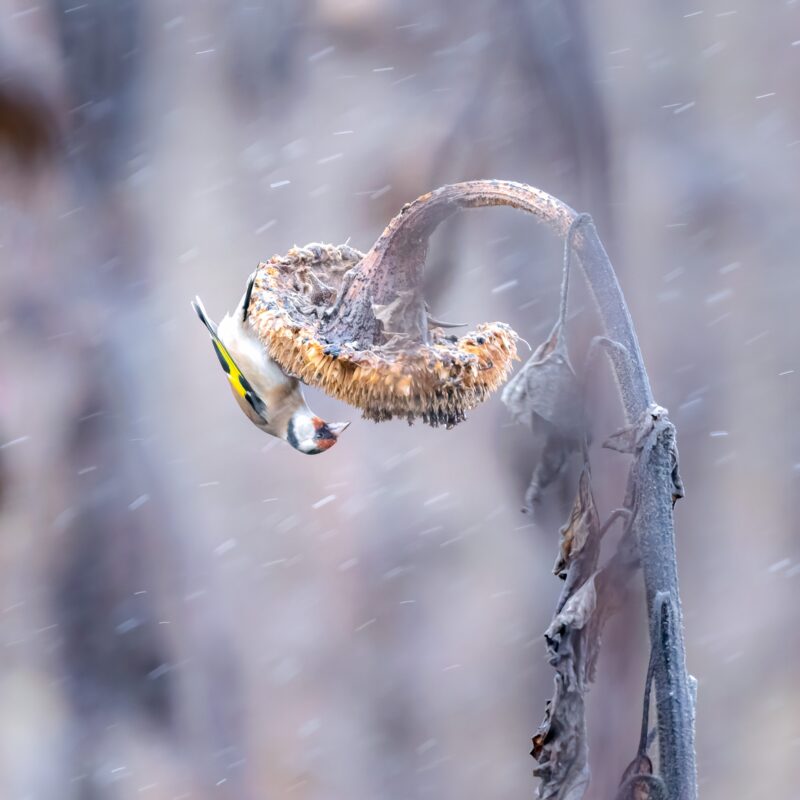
1,1,798,798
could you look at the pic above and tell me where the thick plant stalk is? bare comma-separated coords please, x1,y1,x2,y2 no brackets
634,425,695,799
336,180,695,798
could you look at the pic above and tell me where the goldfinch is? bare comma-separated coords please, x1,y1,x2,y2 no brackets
192,273,349,454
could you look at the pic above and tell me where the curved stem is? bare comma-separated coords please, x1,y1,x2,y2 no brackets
338,180,653,419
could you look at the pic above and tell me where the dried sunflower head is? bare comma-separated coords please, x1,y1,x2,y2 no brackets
249,242,519,427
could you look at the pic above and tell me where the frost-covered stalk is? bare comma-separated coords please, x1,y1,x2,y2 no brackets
345,181,696,799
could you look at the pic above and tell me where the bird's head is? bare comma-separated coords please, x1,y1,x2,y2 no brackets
287,414,350,455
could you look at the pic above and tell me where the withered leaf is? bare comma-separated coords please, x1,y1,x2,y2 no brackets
533,575,597,800
502,322,583,436
616,757,666,800
503,322,586,509
547,573,598,642
620,755,653,783
553,467,600,580
520,426,575,511
531,700,554,761
603,403,668,454
604,403,685,507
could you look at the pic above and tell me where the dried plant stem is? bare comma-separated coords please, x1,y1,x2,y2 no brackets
504,183,696,798
307,179,695,797
362,181,695,797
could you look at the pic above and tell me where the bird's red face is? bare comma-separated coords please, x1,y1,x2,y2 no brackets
311,417,349,452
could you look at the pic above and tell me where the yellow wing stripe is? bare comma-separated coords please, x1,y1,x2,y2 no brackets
212,339,247,399
210,338,269,420
192,296,268,420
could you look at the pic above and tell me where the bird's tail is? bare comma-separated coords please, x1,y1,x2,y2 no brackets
192,296,230,373
191,296,218,337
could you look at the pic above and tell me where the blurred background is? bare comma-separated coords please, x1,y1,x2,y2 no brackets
0,1,798,798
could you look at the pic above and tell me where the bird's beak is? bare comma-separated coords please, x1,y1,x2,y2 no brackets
327,421,350,437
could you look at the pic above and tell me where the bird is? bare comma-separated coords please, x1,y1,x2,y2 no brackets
191,272,349,454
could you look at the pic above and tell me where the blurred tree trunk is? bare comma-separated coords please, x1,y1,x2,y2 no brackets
27,2,255,797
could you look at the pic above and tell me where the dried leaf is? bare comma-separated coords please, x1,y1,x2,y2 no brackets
547,574,598,643
602,403,667,454
620,755,653,783
603,426,641,455
531,701,553,761
521,425,576,510
616,757,667,800
553,467,600,580
533,575,598,800
533,469,624,799
502,323,583,436
503,323,586,508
